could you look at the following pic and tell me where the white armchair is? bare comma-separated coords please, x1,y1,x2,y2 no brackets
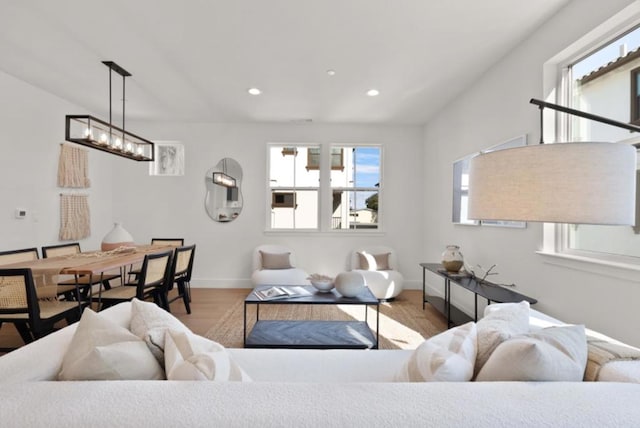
251,245,310,286
350,246,404,300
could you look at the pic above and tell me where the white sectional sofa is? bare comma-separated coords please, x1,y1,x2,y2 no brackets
1,302,640,427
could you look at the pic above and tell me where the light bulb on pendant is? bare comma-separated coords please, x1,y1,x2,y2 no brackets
99,133,108,145
84,128,93,140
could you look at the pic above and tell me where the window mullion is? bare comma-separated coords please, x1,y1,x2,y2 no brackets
319,143,332,231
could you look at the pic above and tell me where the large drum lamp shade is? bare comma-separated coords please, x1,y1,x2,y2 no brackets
467,142,637,225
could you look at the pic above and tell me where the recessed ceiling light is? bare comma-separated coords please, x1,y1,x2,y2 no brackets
248,87,262,95
367,89,380,97
326,69,336,76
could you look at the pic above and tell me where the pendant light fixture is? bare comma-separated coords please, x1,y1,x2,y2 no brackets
467,98,638,225
213,158,236,188
65,61,154,161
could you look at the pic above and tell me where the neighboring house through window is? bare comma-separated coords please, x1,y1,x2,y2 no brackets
551,23,640,265
268,144,319,230
631,65,640,124
267,143,382,232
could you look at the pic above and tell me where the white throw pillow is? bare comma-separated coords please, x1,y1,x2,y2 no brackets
58,308,164,380
129,298,192,363
164,330,252,381
394,321,477,382
476,324,588,381
357,251,391,271
259,251,292,269
474,301,530,377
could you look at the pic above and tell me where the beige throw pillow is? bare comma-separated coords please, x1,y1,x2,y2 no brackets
129,298,192,364
474,301,530,377
476,325,588,381
58,309,164,380
259,251,293,270
394,321,477,382
357,251,391,271
164,330,252,381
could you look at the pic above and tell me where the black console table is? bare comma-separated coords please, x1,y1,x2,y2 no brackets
420,263,537,327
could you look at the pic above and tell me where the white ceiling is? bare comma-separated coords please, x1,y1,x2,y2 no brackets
0,0,571,125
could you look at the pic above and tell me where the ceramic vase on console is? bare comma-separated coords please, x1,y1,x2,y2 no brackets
441,245,464,273
101,222,135,251
334,271,365,297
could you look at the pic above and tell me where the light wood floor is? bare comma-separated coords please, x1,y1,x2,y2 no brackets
0,288,444,354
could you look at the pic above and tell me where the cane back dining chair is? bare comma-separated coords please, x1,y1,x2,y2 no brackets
151,238,185,246
128,238,184,279
92,249,173,311
0,247,79,301
164,245,196,314
0,247,40,265
0,268,82,349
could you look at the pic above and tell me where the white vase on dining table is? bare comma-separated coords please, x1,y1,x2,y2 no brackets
101,222,135,251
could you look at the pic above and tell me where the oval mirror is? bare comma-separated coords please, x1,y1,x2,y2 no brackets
205,158,243,222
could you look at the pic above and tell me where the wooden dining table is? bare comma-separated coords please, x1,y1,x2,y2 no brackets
2,244,175,306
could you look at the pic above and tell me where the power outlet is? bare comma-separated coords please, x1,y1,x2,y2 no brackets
15,208,27,219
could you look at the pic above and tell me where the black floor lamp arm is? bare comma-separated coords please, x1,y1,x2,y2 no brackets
530,98,640,148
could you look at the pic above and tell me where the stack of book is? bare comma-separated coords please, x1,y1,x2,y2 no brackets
254,286,311,301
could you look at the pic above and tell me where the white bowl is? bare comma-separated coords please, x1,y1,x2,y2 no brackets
310,279,335,293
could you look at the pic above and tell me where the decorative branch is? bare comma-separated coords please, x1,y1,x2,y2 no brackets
464,263,516,287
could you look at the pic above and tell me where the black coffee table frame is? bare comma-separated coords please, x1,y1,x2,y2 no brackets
243,285,380,349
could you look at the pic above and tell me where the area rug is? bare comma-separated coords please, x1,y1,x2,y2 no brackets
204,293,446,350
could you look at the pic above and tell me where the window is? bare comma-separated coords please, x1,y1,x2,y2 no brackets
452,155,477,225
306,148,344,171
268,144,319,230
553,23,640,265
267,143,382,232
272,192,296,208
330,146,381,230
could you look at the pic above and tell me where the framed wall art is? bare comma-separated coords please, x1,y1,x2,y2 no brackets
149,141,185,176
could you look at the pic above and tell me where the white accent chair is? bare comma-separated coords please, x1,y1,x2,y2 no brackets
350,246,404,300
251,245,310,286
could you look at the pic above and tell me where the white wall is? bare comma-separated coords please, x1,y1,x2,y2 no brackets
423,0,640,346
0,70,115,253
111,121,424,289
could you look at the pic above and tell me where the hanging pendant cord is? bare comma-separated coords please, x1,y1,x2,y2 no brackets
122,73,126,138
108,66,112,139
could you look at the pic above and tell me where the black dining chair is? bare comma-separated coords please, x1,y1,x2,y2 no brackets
0,247,40,265
128,238,184,280
0,268,82,350
164,245,196,314
92,250,174,311
0,247,83,302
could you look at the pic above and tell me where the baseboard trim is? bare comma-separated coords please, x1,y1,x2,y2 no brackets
191,278,424,290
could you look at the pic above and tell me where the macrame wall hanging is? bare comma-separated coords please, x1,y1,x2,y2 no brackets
57,143,91,240
59,194,90,240
58,143,90,188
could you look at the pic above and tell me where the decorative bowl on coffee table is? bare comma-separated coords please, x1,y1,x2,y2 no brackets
308,274,335,293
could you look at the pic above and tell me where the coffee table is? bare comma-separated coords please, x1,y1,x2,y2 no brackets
243,285,380,349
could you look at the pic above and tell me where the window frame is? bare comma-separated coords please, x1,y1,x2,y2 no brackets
541,7,640,270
